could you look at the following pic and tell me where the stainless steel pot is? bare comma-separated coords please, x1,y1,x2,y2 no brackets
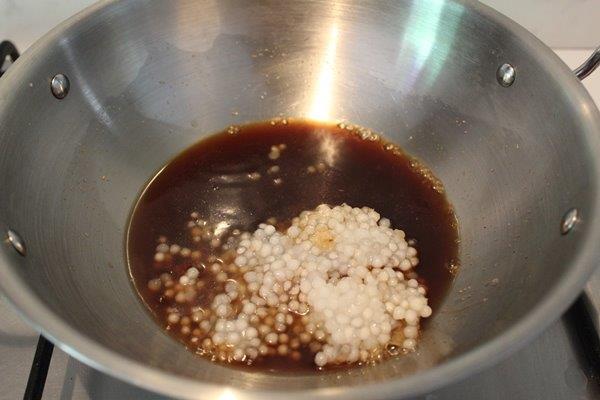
1,1,600,399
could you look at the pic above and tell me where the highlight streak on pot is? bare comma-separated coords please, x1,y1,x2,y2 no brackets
309,24,339,121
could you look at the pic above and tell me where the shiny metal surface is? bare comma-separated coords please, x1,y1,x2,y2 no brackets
496,63,515,87
6,229,26,256
560,208,579,235
0,1,600,399
574,46,600,81
50,73,70,99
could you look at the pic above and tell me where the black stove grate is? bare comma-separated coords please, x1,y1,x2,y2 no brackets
23,336,54,400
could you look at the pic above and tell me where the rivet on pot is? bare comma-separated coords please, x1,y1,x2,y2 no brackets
497,63,515,87
561,208,579,235
6,229,26,256
50,73,70,99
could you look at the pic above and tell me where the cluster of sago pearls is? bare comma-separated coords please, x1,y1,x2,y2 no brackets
207,204,431,366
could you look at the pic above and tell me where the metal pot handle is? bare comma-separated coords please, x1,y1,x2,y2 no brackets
574,46,600,80
0,40,20,77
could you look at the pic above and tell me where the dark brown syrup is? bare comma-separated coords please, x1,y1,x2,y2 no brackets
127,119,459,372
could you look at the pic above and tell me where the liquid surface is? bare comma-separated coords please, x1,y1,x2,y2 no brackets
127,119,459,372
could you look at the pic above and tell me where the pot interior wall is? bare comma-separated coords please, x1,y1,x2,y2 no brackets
0,0,598,392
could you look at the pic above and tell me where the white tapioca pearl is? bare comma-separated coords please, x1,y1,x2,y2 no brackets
405,309,418,325
404,325,419,339
420,305,432,318
403,338,417,350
